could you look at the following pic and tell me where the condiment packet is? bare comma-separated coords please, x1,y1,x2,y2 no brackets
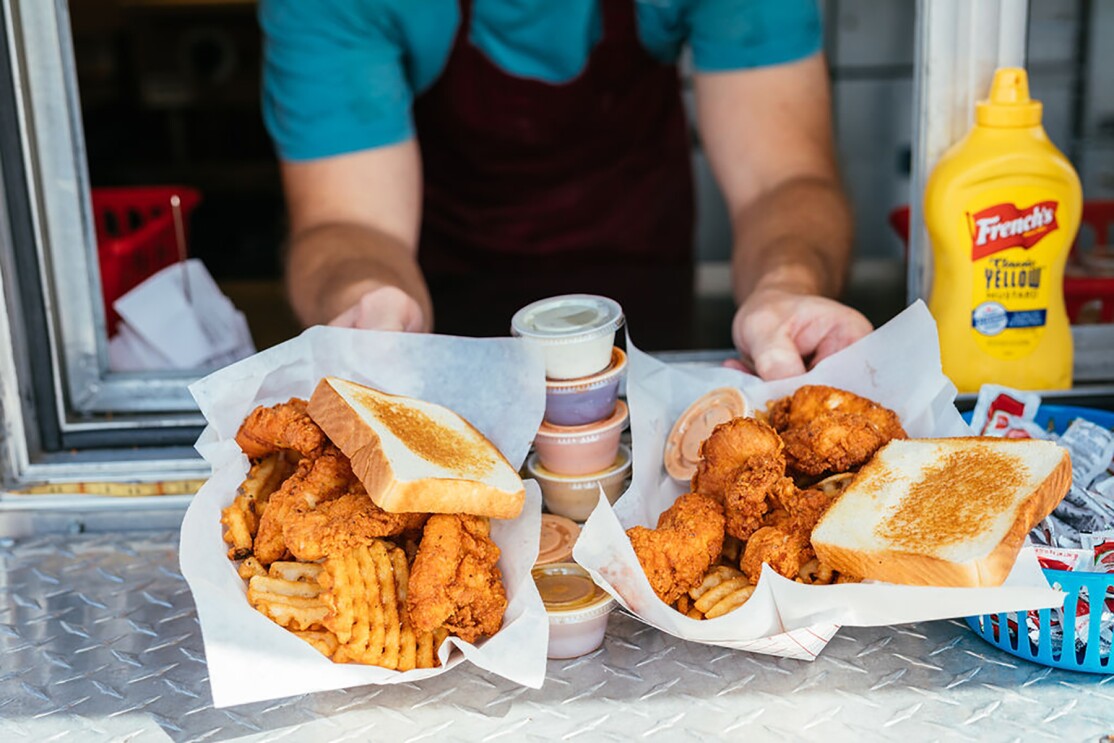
1060,419,1114,491
1082,531,1114,574
1033,545,1089,572
1039,419,1114,543
969,384,1050,438
573,301,1063,660
180,327,549,707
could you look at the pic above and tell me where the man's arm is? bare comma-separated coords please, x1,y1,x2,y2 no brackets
695,53,871,379
281,140,433,331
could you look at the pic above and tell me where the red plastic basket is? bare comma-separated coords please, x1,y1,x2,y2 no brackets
92,186,202,333
889,201,1114,324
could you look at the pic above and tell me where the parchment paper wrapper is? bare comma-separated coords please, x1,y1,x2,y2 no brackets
574,301,1064,660
179,327,549,707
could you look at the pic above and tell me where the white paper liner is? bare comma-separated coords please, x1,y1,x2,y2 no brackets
179,327,549,707
573,301,1064,660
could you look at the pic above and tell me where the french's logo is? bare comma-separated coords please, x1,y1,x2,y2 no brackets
968,201,1059,260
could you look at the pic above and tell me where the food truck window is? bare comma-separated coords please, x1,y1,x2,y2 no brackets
1,0,1113,490
0,0,300,485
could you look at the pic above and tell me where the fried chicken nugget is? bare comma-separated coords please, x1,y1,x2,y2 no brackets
740,526,815,584
406,514,507,644
691,418,785,503
769,385,907,439
283,485,430,562
769,385,906,477
723,467,797,541
782,411,897,476
777,483,837,534
626,492,726,605
235,399,327,460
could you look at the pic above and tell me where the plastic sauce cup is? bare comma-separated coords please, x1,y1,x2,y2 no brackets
544,347,627,426
534,400,628,475
532,562,615,659
536,514,581,566
663,387,750,482
510,295,625,380
526,445,632,522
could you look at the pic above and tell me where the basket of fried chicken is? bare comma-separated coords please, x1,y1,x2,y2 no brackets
573,303,1069,659
180,328,549,707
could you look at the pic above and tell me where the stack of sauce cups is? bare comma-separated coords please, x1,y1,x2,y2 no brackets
511,295,632,522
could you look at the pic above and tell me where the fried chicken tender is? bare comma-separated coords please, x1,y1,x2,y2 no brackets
283,486,430,562
253,446,355,565
767,386,906,477
235,399,327,460
740,525,815,583
691,418,785,503
406,514,506,644
626,493,726,605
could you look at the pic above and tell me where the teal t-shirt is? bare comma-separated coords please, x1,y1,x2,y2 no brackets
260,0,822,161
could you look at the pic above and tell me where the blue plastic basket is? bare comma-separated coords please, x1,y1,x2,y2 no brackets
964,571,1113,674
962,403,1114,674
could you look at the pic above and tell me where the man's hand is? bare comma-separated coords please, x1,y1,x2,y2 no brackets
729,288,872,379
328,285,427,332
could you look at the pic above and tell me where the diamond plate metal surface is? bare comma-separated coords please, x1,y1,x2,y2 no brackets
1,531,1112,742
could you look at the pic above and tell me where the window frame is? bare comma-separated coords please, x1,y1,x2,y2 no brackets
6,0,207,421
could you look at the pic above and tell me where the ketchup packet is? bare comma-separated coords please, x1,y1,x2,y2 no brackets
1033,545,1089,572
1082,531,1114,574
969,385,1049,438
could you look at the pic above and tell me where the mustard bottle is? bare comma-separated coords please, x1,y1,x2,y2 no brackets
925,67,1081,393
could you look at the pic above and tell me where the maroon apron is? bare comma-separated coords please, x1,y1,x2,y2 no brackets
413,0,695,348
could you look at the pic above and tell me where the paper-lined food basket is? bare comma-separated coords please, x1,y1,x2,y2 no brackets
179,327,550,707
573,301,1066,660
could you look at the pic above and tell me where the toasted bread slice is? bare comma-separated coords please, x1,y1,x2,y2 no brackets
811,437,1071,587
307,377,524,518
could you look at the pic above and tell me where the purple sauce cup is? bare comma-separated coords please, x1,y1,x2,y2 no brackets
544,347,627,426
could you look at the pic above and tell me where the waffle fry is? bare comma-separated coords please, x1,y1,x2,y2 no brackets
813,472,855,497
798,558,835,585
320,541,442,670
238,556,267,580
293,629,339,657
681,564,756,619
221,494,256,560
247,573,329,631
270,561,324,583
690,565,743,600
222,453,298,560
694,576,750,615
703,585,756,618
240,452,297,513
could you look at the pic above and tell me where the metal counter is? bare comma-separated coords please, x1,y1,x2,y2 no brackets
1,530,1111,742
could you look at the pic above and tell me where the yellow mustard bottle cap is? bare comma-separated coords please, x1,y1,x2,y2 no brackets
976,67,1042,127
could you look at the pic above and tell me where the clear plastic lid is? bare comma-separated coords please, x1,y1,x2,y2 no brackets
511,295,625,344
